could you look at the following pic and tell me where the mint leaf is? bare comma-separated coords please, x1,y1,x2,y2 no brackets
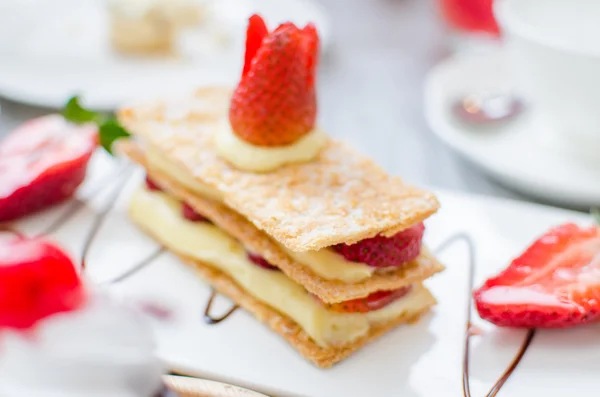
62,96,103,124
61,96,131,155
592,208,600,227
99,119,130,154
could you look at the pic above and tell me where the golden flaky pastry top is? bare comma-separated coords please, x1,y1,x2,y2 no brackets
118,87,440,252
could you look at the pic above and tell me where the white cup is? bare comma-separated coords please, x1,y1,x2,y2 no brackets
495,0,600,161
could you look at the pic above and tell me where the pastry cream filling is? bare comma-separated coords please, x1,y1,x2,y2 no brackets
284,249,374,283
130,187,432,347
146,146,224,202
144,146,376,283
214,122,328,173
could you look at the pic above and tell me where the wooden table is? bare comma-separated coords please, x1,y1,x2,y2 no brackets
0,0,528,204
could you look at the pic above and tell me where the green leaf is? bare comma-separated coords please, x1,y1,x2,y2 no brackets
98,118,131,154
591,208,600,227
61,95,131,155
62,96,103,124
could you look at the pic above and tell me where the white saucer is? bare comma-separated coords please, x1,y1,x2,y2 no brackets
425,49,600,208
0,0,331,111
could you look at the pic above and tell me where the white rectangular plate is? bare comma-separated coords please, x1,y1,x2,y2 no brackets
11,153,600,397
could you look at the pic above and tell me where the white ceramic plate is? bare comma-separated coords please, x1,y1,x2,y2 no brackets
424,48,600,208
0,0,331,111
9,151,600,397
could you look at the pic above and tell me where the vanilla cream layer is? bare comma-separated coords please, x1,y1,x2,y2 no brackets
214,122,328,173
146,146,223,201
130,187,434,347
145,146,375,283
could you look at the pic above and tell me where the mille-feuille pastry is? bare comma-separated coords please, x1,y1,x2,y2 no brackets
117,14,444,368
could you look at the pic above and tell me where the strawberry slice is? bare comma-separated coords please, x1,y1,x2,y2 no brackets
300,23,319,87
0,236,86,330
332,223,425,268
247,252,279,271
474,223,600,328
243,14,269,76
182,202,209,222
229,14,319,147
145,175,163,192
318,286,413,313
0,115,97,222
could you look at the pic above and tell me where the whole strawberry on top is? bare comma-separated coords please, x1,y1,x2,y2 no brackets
474,223,600,328
0,115,97,222
229,14,319,147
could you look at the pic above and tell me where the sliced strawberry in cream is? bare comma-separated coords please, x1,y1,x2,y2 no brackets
0,115,97,222
332,223,425,268
181,202,209,223
145,176,163,192
247,252,279,271
317,286,413,313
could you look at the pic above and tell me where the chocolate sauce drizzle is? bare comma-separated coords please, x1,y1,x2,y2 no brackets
101,247,166,285
5,161,165,286
485,330,536,397
19,162,233,321
77,168,168,286
434,233,536,397
38,161,131,237
80,168,134,271
0,162,130,239
203,289,239,324
38,199,88,236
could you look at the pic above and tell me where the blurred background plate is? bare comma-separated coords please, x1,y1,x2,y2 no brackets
425,49,600,209
0,0,331,111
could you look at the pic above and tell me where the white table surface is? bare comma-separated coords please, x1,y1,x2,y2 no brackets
0,0,541,208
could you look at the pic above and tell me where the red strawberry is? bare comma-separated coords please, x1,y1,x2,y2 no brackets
229,14,319,147
145,176,162,192
0,115,97,222
243,14,269,77
474,223,600,328
182,202,209,222
300,23,319,87
247,252,279,271
0,236,86,330
318,286,413,313
332,223,425,268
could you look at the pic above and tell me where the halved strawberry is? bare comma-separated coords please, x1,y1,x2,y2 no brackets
182,202,209,222
474,223,600,328
145,176,162,192
229,14,319,147
318,286,413,313
0,236,86,330
0,115,97,222
247,252,279,271
332,223,425,268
